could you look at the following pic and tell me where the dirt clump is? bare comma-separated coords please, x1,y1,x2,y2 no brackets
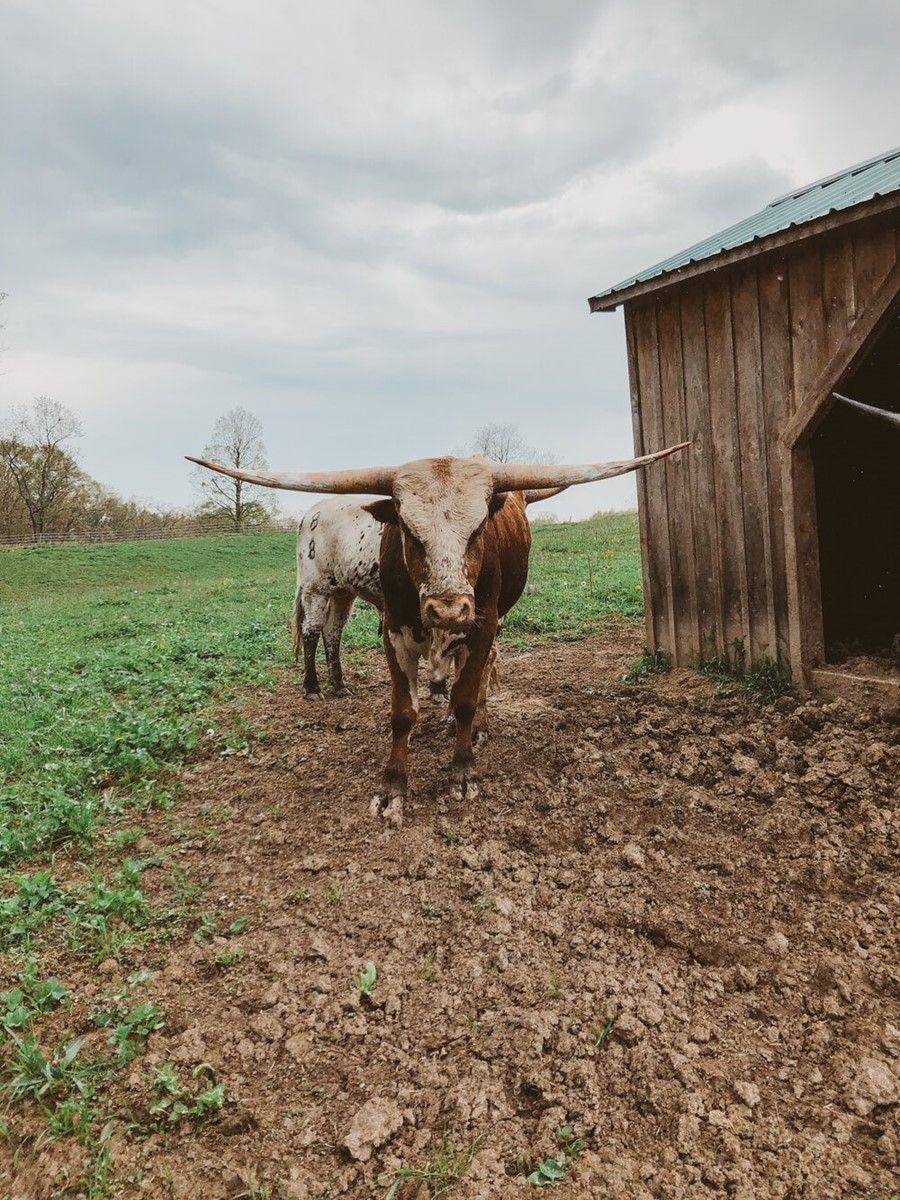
4,630,899,1198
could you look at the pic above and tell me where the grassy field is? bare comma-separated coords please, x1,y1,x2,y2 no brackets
0,514,640,1185
0,515,641,866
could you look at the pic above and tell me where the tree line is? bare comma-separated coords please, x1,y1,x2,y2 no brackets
1,388,553,543
0,400,280,542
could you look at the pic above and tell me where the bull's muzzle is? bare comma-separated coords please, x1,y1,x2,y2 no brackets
422,593,475,632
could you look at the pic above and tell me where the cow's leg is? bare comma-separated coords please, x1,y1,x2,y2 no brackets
323,590,355,697
299,592,329,700
472,642,500,749
371,626,422,826
448,619,497,799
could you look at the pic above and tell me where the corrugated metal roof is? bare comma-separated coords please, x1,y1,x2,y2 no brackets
591,146,900,308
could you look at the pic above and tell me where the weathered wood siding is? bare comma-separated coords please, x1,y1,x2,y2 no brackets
625,214,900,670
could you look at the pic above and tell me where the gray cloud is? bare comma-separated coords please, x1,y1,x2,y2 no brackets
2,0,899,517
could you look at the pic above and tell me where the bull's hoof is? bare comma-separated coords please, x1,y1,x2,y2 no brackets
332,686,352,699
303,689,324,702
369,792,405,827
449,770,479,801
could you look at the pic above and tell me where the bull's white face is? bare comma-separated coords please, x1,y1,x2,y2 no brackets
392,457,496,632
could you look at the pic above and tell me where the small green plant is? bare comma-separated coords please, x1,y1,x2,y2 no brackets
146,1062,225,1127
474,894,494,910
215,946,245,968
385,1135,480,1199
700,640,790,702
525,1124,587,1187
1,964,68,1031
286,888,310,905
440,827,461,845
326,881,343,906
624,646,672,683
226,916,248,936
354,961,377,998
591,1011,618,1048
95,1000,164,1066
419,901,446,919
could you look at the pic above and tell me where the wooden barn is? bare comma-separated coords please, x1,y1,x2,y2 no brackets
590,147,900,699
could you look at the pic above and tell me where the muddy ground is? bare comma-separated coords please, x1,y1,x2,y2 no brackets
9,627,900,1199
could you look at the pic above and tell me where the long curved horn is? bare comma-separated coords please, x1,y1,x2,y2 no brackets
491,441,691,493
833,393,900,429
185,456,396,495
523,486,568,504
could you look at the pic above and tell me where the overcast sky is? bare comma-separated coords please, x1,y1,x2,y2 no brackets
2,0,899,519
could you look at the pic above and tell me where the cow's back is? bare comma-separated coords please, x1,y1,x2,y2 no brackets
297,497,383,604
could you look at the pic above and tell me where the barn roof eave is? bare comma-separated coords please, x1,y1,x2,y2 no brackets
589,183,900,314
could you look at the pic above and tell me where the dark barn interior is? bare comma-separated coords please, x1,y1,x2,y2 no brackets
813,313,900,662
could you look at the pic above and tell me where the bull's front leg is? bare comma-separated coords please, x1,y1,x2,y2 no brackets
448,615,498,800
371,626,424,826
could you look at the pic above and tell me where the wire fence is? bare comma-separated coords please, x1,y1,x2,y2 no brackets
0,518,297,549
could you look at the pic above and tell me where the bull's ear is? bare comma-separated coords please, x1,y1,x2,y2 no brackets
363,498,398,524
488,492,509,516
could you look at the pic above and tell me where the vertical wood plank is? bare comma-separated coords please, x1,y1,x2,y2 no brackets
822,235,857,359
680,284,723,662
656,294,699,665
730,266,777,663
757,258,794,666
632,303,676,654
704,281,749,658
853,223,898,310
624,312,655,655
787,246,827,670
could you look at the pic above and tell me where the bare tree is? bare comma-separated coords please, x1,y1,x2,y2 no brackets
192,407,275,530
0,396,84,540
468,422,555,464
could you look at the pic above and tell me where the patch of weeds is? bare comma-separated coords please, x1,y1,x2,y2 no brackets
103,827,144,851
623,646,672,684
326,881,343,906
286,888,310,905
193,911,217,944
169,866,203,906
419,901,446,920
417,949,438,981
40,1095,96,1143
473,894,494,911
700,639,790,702
226,916,248,936
145,1061,225,1127
384,1134,481,1199
440,827,461,845
1,1034,94,1105
215,946,245,969
354,961,377,999
94,1000,164,1067
1,961,68,1031
522,1124,587,1187
591,1011,618,1048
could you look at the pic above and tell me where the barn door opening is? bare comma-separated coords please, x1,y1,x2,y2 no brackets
812,311,900,670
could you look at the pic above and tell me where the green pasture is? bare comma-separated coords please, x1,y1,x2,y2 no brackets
0,515,640,865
